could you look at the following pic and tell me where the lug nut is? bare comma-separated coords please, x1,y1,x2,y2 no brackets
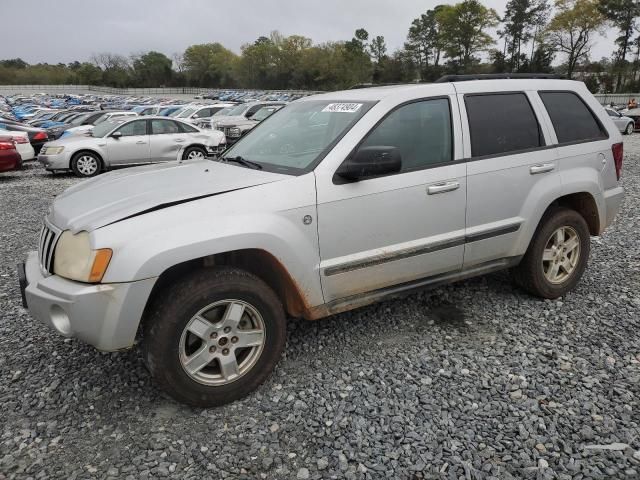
222,348,229,355
231,336,238,343
223,326,231,333
210,332,218,339
209,346,216,353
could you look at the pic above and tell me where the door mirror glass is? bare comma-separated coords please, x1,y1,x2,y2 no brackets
335,146,402,182
111,131,122,139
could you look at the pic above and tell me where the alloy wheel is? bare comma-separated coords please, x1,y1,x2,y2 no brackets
542,226,581,284
76,155,98,176
187,150,205,160
179,299,266,386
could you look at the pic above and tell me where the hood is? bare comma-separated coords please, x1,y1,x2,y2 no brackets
49,160,288,232
46,134,98,148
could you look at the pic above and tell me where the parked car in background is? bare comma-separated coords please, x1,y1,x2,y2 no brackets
0,130,35,161
0,136,22,173
0,122,48,154
62,111,139,137
211,101,286,139
605,108,634,134
19,77,625,407
175,105,236,125
218,105,284,145
38,116,226,177
133,105,162,116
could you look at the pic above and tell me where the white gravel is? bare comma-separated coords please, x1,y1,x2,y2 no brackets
0,138,639,479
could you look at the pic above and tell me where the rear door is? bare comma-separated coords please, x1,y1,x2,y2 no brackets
459,89,561,268
105,119,150,166
149,119,188,162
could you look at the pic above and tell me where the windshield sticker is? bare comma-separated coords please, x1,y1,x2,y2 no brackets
322,103,363,113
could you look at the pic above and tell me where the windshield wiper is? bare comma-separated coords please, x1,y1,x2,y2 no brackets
222,155,263,170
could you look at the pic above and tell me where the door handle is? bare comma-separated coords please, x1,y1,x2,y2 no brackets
174,139,185,143
427,181,460,195
136,140,146,145
529,163,555,175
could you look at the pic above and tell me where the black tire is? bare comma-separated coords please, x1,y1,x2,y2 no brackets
70,151,101,177
182,146,207,160
143,267,286,407
625,122,634,135
512,207,591,299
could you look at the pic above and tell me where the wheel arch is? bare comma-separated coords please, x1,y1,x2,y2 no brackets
141,248,312,323
545,191,600,236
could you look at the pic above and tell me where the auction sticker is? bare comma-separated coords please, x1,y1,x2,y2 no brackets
322,103,363,113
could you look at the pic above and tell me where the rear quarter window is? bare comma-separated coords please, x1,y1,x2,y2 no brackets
539,91,607,144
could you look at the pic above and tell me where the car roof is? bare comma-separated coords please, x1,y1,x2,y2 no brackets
303,79,586,102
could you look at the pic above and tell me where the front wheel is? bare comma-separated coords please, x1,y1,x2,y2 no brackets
143,267,286,407
625,122,634,135
182,146,207,160
512,207,590,299
70,152,101,177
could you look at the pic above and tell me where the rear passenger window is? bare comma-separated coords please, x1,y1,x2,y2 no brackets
539,92,607,143
359,98,453,171
465,93,542,157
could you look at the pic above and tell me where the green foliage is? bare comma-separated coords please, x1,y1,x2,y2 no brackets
132,51,173,87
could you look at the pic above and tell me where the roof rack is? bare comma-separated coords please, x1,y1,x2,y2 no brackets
348,83,404,89
435,73,565,83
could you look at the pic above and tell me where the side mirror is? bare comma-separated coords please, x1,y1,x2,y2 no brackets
111,131,122,139
335,146,402,183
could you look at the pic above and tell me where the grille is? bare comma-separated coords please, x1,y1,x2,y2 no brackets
38,223,60,274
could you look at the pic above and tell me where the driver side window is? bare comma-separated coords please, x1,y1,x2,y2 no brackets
117,120,147,137
359,98,453,172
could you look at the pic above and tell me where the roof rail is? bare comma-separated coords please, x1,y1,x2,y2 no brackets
348,83,403,89
435,73,565,83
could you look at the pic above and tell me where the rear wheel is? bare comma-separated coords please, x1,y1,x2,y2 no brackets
182,146,207,160
512,207,590,299
625,122,634,135
70,152,101,177
143,267,286,407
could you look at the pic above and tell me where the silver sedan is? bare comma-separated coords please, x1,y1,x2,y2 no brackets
38,117,227,177
605,108,635,134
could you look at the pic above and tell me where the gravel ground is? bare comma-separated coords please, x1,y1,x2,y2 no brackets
0,138,639,480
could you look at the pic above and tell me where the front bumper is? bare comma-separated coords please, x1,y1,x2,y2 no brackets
38,151,70,170
21,251,157,351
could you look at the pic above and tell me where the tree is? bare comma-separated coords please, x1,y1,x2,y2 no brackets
369,36,387,63
544,0,605,78
598,0,640,90
132,51,173,87
499,0,549,71
405,6,447,80
437,0,499,70
182,43,238,87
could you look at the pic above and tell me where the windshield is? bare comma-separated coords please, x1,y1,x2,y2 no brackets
252,107,279,122
169,108,186,117
227,104,250,116
177,108,196,118
91,119,125,138
222,100,374,174
213,108,232,117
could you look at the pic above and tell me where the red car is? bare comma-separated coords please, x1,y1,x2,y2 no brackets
0,136,22,173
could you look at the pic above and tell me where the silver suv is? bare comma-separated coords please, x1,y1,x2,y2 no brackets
19,76,625,406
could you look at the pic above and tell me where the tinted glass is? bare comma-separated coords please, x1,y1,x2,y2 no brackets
465,93,542,157
359,98,452,171
117,120,147,136
606,109,618,117
151,119,180,134
540,92,606,143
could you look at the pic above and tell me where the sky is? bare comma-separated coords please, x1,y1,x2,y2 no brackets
0,0,617,65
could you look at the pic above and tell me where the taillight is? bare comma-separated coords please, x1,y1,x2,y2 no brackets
33,132,48,141
0,141,15,150
612,142,623,180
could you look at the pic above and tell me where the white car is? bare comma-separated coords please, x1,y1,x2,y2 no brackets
63,111,139,136
605,108,635,134
0,130,35,161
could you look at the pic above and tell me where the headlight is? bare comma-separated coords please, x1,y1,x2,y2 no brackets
43,146,64,155
53,231,112,283
228,128,241,137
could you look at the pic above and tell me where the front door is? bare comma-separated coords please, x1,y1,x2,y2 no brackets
105,119,150,166
315,97,467,302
